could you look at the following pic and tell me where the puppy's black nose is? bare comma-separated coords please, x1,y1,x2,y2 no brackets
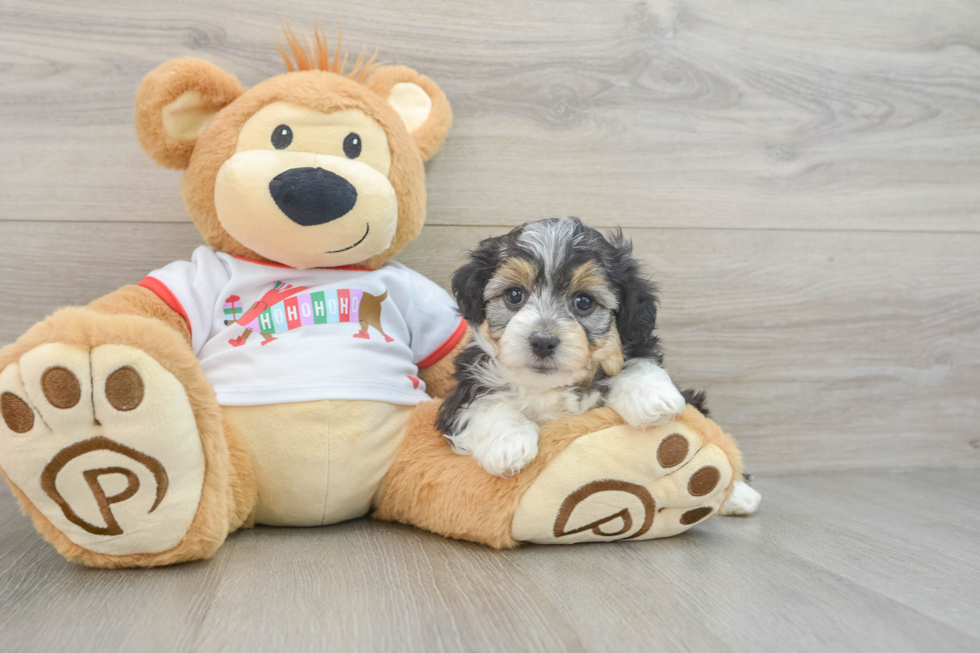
529,334,560,358
269,167,358,226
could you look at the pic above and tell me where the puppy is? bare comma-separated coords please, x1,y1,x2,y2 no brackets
437,216,691,478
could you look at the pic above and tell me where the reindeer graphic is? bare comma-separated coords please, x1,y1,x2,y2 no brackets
225,282,392,347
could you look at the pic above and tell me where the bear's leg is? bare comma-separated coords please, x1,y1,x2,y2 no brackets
0,308,257,567
374,402,741,548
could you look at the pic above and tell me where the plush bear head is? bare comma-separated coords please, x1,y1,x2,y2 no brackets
134,28,451,270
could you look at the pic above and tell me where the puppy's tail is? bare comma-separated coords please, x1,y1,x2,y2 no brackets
681,388,710,417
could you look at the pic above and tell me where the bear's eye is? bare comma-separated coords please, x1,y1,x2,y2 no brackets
573,293,595,316
343,132,362,159
271,124,293,150
504,287,526,308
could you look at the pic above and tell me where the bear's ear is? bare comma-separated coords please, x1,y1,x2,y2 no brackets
368,65,452,162
135,58,244,170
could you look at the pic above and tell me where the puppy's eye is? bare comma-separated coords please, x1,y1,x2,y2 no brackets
504,287,526,308
573,293,595,315
271,124,293,150
343,132,362,159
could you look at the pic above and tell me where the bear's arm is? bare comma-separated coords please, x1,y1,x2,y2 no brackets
418,328,470,399
87,285,191,345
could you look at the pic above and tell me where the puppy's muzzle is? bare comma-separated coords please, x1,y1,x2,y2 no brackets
529,333,560,359
269,167,358,226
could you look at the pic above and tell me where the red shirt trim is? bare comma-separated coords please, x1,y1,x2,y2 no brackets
138,277,192,336
417,318,468,368
230,255,371,272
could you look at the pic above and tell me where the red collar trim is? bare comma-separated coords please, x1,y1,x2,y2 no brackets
230,255,372,272
417,318,469,368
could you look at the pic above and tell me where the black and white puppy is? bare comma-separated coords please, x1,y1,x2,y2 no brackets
437,217,693,478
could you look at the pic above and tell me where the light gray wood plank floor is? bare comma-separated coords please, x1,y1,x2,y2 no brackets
1,470,978,653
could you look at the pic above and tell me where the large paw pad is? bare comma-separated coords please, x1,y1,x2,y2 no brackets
0,344,204,555
512,420,733,544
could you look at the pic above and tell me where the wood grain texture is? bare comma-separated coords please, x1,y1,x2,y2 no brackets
1,221,977,474
1,471,979,652
0,0,979,230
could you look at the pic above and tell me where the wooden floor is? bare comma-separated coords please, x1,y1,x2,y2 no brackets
0,470,977,652
1,0,979,651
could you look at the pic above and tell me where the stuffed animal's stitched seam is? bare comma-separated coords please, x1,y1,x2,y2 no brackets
671,445,704,474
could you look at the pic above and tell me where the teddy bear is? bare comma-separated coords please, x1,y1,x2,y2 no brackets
0,28,744,567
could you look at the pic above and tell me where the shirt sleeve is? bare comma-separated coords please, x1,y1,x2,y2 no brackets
404,269,467,368
138,246,230,355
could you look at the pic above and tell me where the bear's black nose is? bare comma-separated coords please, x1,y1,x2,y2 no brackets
268,167,358,226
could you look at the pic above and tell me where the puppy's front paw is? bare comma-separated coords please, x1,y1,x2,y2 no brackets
607,382,686,429
472,423,539,478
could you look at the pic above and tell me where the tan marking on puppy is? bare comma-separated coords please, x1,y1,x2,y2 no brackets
485,257,537,301
478,322,502,352
570,261,617,309
556,322,592,376
570,261,605,293
570,260,623,376
590,328,624,377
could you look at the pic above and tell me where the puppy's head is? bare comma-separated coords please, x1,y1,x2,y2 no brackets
452,217,661,389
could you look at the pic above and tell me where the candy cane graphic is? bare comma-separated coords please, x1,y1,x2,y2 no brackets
226,283,392,347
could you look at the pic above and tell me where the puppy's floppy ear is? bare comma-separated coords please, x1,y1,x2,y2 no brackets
604,230,663,362
368,65,452,162
135,58,244,170
452,234,505,325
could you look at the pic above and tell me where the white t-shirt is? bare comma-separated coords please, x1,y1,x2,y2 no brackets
139,247,465,407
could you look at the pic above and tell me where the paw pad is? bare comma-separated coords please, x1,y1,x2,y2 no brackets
553,480,655,540
687,466,720,497
513,420,733,544
0,343,205,555
105,366,144,411
680,507,713,525
656,433,689,468
40,435,169,536
41,366,81,409
2,392,34,433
